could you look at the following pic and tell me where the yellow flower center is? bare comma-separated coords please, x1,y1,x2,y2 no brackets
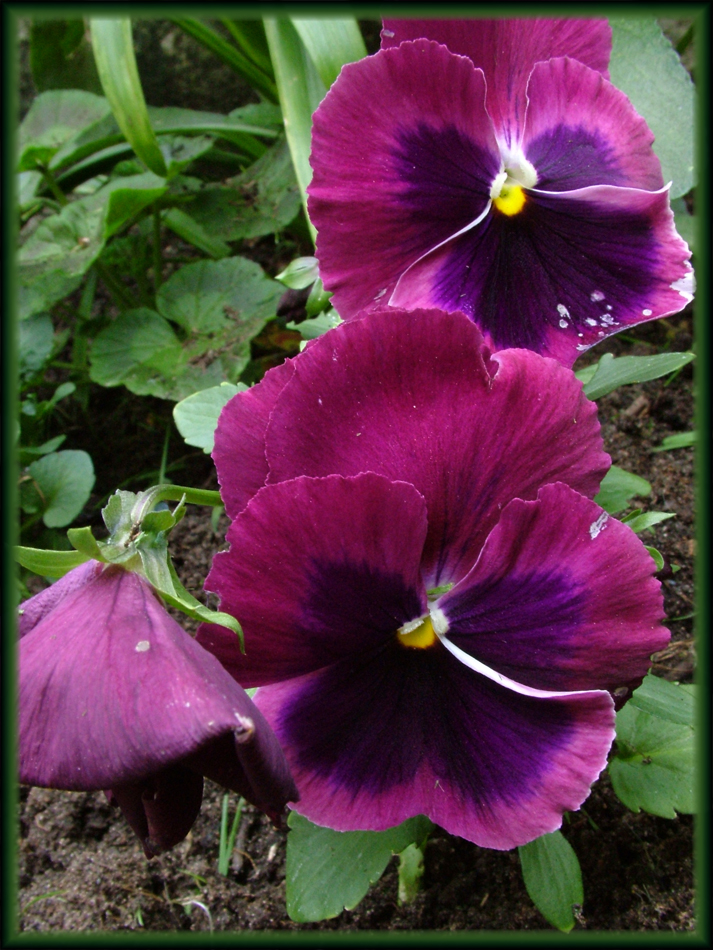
493,181,527,216
397,615,437,650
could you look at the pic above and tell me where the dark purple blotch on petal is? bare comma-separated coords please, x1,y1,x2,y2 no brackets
394,122,499,233
277,642,575,812
423,194,661,353
445,571,586,690
526,125,627,191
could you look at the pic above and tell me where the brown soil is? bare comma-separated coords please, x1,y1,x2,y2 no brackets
15,313,698,935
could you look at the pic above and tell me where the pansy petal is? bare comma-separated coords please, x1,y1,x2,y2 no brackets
522,58,663,191
308,40,501,320
17,559,103,638
381,18,612,148
263,310,608,587
439,482,668,694
108,766,204,858
19,565,296,817
254,647,614,849
199,474,428,686
213,357,296,520
391,185,692,366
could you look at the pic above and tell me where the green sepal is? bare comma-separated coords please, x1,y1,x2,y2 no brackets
15,545,90,579
276,255,319,289
66,525,109,561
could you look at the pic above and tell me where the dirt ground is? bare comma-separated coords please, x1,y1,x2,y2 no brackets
15,313,698,935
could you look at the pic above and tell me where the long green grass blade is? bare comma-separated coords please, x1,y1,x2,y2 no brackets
263,18,326,244
89,19,167,177
172,18,278,103
221,19,275,79
291,18,366,89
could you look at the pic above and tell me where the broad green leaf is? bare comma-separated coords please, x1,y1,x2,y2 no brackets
19,436,67,467
91,260,281,401
89,307,184,390
610,678,695,818
620,510,676,533
15,545,90,579
18,89,110,171
18,173,167,284
287,309,342,341
158,133,215,179
18,272,84,321
18,313,54,379
185,136,301,241
157,257,281,335
163,208,230,260
627,672,695,726
518,831,583,933
30,19,103,95
609,19,696,198
671,197,696,253
594,465,651,514
90,18,167,176
24,450,95,528
652,431,697,452
173,383,244,453
264,17,326,242
276,255,319,289
291,18,366,88
286,813,434,922
579,351,695,400
18,170,43,208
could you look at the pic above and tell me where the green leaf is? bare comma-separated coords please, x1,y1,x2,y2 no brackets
50,106,277,179
286,813,434,922
594,465,651,514
18,89,110,171
610,678,695,818
291,18,366,88
18,313,54,379
185,136,301,242
264,18,326,243
579,351,695,400
305,278,332,318
609,19,696,198
518,831,583,933
25,450,95,528
18,271,84,321
173,383,243,453
163,208,230,260
652,430,697,452
15,545,90,579
397,843,426,905
90,259,282,401
30,19,103,95
627,672,695,726
89,307,184,394
619,510,676,533
89,18,168,177
157,257,281,335
276,255,319,289
287,309,342,341
18,173,167,286
644,545,665,571
158,133,215,179
670,197,696,253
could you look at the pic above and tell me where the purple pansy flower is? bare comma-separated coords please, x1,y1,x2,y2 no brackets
18,561,298,856
308,18,693,366
198,309,668,849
